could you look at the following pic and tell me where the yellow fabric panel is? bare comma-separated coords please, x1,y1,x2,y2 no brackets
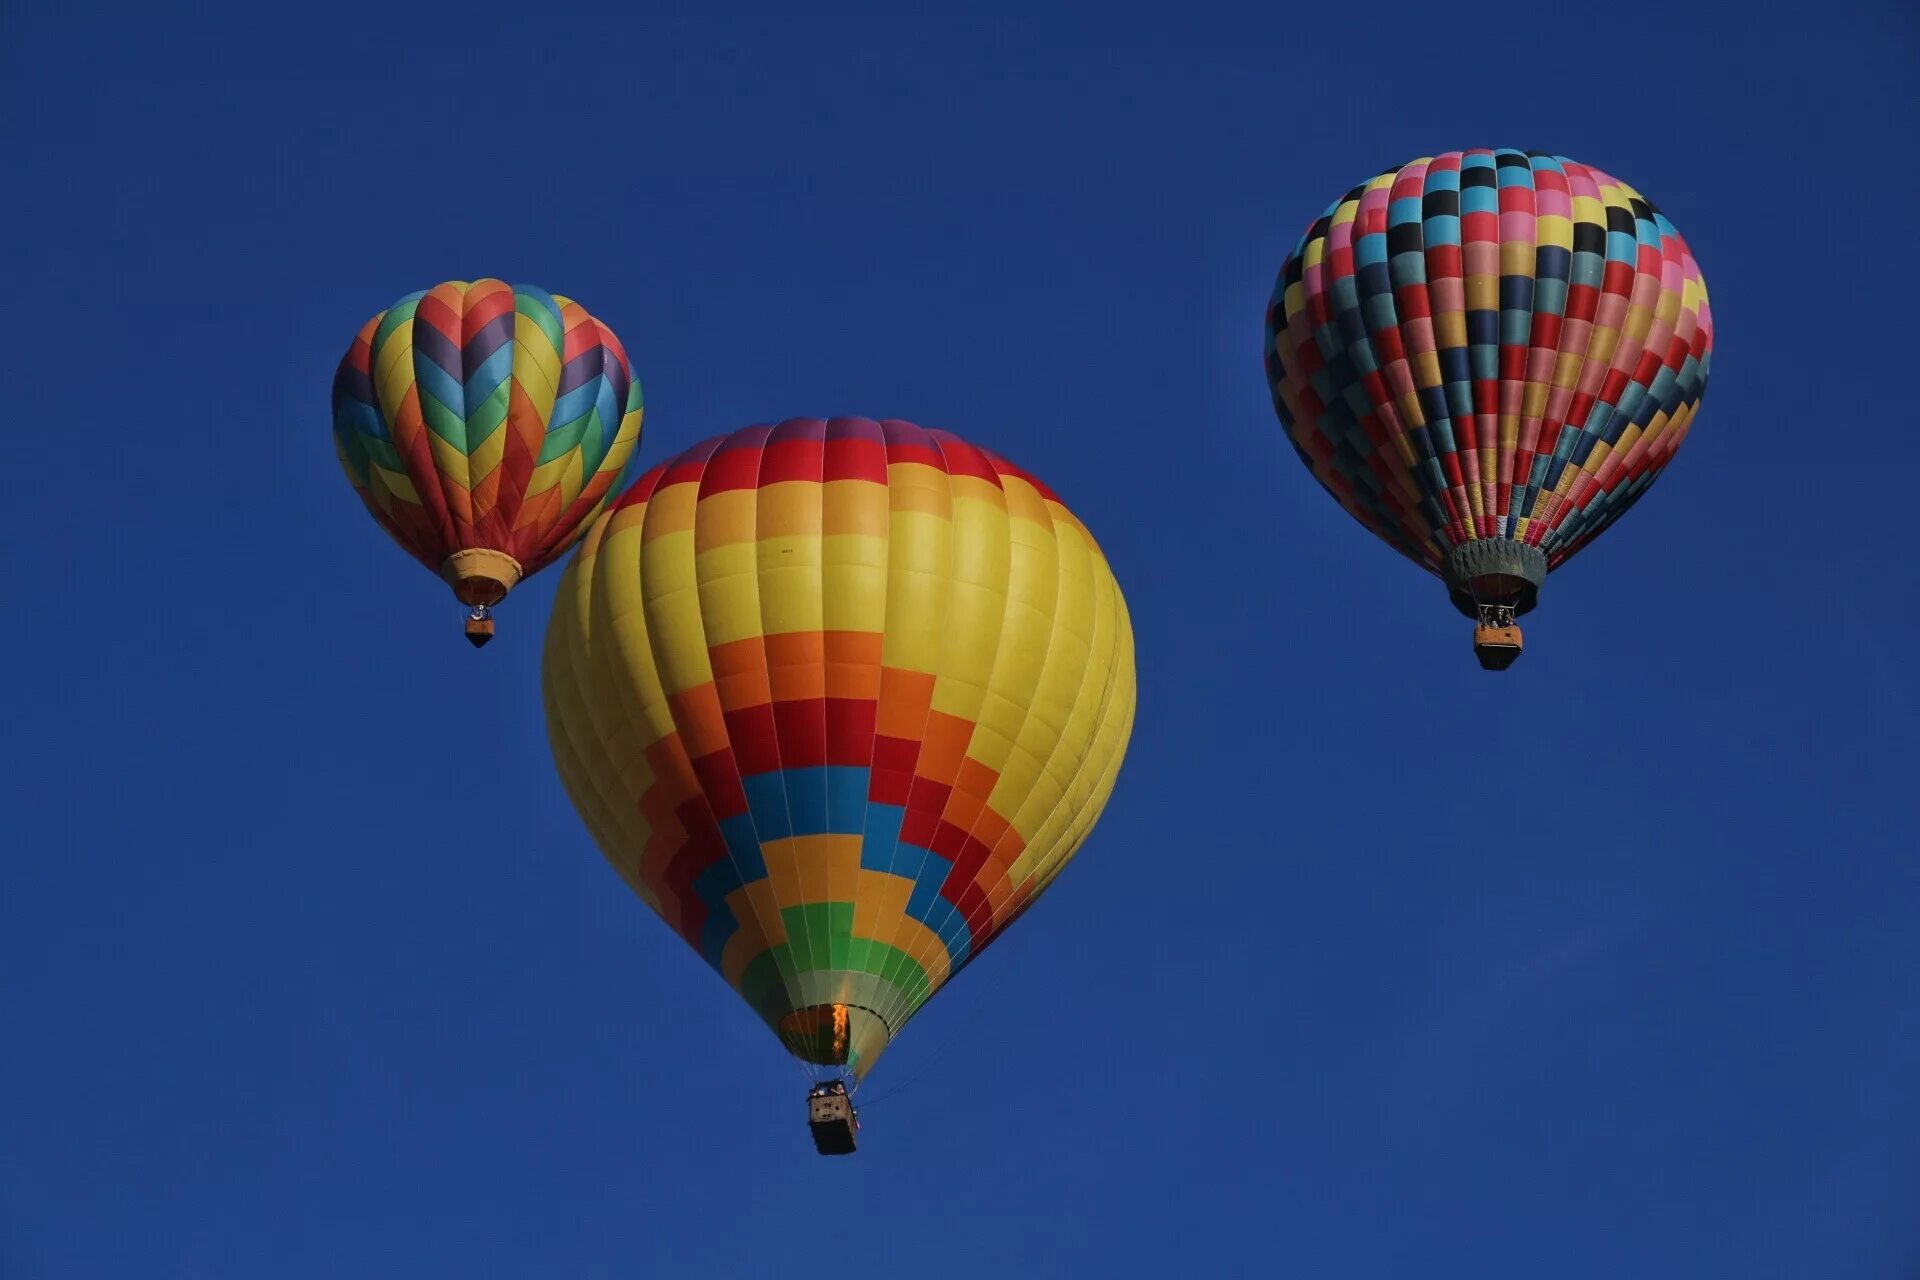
542,540,664,919
427,432,470,489
692,540,762,647
962,475,1062,778
881,505,953,676
758,481,825,637
370,463,420,505
1395,387,1427,430
1653,284,1683,330
849,869,910,941
372,317,417,424
595,520,679,756
555,449,587,512
1585,323,1623,378
928,482,1012,722
990,493,1096,837
1413,351,1443,395
1004,507,1122,880
525,448,576,502
820,534,888,634
638,490,710,695
1027,676,1134,903
467,408,510,489
1521,378,1551,421
1682,271,1707,316
1622,299,1657,350
1465,271,1498,312
1537,214,1574,252
1551,349,1585,391
512,311,561,412
1018,568,1134,891
571,513,682,933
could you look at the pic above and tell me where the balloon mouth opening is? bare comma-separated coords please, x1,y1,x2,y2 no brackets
776,1003,892,1072
1442,540,1547,619
441,548,524,607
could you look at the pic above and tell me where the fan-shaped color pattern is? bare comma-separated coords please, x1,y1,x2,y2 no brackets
543,419,1136,1079
1264,150,1712,587
332,279,644,604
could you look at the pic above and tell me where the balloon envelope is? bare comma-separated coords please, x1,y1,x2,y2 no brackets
332,279,643,614
1264,150,1712,620
543,419,1135,1079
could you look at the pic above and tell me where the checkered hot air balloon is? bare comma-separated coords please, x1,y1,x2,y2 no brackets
542,420,1135,1147
1264,150,1713,669
331,280,644,647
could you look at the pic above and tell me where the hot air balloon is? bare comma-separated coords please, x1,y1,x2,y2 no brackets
331,279,643,646
542,419,1135,1152
1264,150,1712,669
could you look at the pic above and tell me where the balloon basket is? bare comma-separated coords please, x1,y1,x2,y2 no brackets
807,1082,859,1156
465,608,496,649
1472,622,1523,670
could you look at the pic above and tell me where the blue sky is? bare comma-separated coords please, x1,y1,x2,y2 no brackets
5,2,1917,1276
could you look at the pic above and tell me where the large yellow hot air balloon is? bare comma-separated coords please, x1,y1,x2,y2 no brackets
542,418,1135,1151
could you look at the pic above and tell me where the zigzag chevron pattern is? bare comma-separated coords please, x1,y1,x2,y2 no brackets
331,279,644,589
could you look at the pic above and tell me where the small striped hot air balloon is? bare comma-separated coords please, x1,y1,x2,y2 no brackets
331,279,643,646
542,419,1136,1152
1264,150,1712,669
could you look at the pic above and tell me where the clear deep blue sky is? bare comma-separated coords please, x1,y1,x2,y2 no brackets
5,3,1917,1276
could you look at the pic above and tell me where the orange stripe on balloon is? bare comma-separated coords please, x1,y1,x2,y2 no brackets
824,631,884,700
764,631,827,701
914,711,976,781
511,484,560,537
667,684,730,759
709,637,772,709
874,668,935,740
